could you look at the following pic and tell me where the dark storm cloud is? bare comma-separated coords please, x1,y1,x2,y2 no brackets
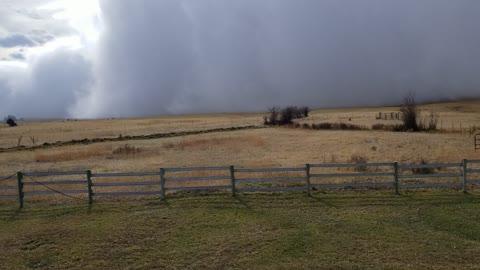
73,0,480,118
2,0,480,118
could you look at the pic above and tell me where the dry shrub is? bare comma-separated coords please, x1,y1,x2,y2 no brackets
400,91,420,131
264,106,310,126
411,157,435,174
348,153,369,172
418,113,439,131
321,153,338,164
112,144,142,156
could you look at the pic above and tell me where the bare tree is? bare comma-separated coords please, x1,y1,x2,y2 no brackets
265,106,281,125
400,91,419,131
301,106,310,118
264,105,310,126
279,106,296,125
29,136,37,146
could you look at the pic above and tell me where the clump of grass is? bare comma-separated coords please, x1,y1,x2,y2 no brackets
411,157,435,174
348,153,369,172
322,153,338,164
112,144,142,156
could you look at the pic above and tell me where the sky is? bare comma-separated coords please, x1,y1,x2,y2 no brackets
1,0,480,119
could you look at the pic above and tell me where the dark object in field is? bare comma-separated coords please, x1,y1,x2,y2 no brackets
6,118,17,127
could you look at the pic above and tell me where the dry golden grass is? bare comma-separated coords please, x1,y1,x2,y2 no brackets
2,100,480,149
0,113,261,148
162,135,265,151
301,100,480,133
1,100,480,198
33,145,112,162
1,128,479,174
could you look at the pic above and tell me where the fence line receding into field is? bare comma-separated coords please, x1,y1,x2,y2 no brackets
1,159,480,208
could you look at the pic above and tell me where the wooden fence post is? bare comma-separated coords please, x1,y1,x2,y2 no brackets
462,159,468,193
16,172,24,209
230,165,236,196
305,164,311,197
393,162,399,195
86,170,93,204
160,168,166,200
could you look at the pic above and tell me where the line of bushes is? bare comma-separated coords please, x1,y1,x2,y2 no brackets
287,121,439,132
264,92,440,132
290,122,368,130
264,106,310,126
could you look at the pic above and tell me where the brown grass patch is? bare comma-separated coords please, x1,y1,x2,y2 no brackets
162,135,265,151
112,144,142,156
34,146,110,162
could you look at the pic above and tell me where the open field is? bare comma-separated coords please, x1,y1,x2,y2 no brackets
0,114,261,149
2,192,480,269
1,100,480,194
1,100,480,150
1,100,480,269
1,127,479,174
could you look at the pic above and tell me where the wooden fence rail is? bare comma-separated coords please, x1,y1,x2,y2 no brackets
1,159,480,208
476,134,480,151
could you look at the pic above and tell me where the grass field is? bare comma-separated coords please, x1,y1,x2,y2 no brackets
1,100,480,269
2,191,480,269
1,100,480,150
1,100,480,194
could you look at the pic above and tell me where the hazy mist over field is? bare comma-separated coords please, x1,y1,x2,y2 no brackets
1,0,480,118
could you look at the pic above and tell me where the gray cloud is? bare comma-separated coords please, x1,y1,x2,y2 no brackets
0,33,36,48
0,49,93,118
73,0,480,118
9,52,25,60
2,0,480,118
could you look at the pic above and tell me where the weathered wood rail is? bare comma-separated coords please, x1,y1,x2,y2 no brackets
475,134,480,151
1,159,480,208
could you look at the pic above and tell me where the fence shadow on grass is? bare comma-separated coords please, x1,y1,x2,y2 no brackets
1,189,480,219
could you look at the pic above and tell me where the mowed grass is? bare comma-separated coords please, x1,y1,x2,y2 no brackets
1,191,480,269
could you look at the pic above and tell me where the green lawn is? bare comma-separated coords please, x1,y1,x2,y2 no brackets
1,191,480,269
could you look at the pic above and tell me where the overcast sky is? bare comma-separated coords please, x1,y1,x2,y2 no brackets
1,0,480,118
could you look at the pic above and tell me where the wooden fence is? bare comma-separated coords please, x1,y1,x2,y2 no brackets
375,112,402,120
1,159,480,208
475,134,480,151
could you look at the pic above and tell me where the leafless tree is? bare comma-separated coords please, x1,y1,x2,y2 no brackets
264,106,281,125
400,91,420,131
